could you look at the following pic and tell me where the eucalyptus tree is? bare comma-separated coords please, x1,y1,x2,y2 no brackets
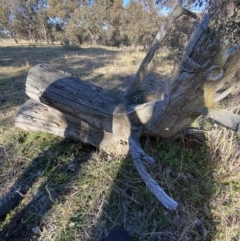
122,0,163,47
0,0,18,42
66,0,114,45
0,0,50,42
47,0,82,20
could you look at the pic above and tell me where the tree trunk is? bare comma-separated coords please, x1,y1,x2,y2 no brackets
15,4,240,210
10,32,18,43
43,22,50,44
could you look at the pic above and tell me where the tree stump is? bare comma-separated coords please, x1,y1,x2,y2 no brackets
15,6,240,210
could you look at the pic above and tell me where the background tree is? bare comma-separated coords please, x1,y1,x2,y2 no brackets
105,0,124,46
122,0,163,47
0,0,18,42
0,0,50,43
67,1,109,45
47,0,81,20
1,0,239,48
65,15,85,45
209,0,240,47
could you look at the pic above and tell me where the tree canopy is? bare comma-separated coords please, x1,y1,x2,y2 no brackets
0,0,239,47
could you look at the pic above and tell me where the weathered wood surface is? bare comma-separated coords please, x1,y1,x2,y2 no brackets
16,17,240,151
125,3,197,97
15,9,240,211
15,63,179,210
16,64,131,155
16,63,166,154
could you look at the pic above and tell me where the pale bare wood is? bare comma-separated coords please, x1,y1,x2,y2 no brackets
15,15,240,211
125,3,197,97
129,137,178,210
207,109,240,132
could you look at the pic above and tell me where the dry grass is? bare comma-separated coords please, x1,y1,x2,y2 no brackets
206,128,240,241
0,40,240,241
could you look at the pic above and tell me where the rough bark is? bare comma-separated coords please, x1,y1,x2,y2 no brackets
15,8,240,210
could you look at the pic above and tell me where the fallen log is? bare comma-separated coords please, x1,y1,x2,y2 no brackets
15,63,178,210
15,6,240,211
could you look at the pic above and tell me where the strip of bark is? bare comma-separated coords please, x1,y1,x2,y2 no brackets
129,137,178,210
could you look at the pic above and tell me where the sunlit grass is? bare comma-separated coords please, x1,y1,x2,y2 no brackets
0,40,239,241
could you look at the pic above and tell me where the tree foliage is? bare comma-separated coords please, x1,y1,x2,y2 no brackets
47,0,81,20
0,0,53,43
123,1,163,46
0,0,239,48
67,2,108,45
209,0,240,47
0,0,18,42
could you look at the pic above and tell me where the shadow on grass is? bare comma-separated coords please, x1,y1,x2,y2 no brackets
0,116,219,241
57,138,218,241
0,45,119,71
0,45,123,112
0,137,95,241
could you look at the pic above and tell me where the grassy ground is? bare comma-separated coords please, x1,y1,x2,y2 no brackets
0,39,240,241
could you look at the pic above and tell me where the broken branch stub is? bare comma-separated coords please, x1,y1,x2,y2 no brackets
125,3,197,98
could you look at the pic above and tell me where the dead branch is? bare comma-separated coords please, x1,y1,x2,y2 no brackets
207,109,240,132
125,3,197,98
129,137,178,210
215,83,240,103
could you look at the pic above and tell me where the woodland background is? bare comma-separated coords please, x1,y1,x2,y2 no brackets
0,0,239,49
